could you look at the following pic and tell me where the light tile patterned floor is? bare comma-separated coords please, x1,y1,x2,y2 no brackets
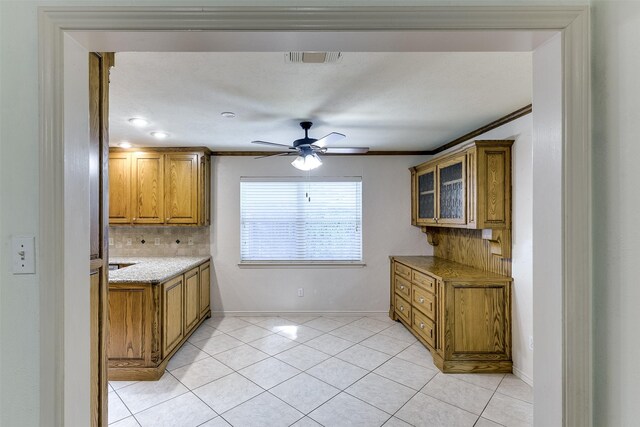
109,315,533,427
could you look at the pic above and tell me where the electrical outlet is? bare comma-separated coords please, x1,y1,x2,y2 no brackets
297,288,304,297
154,237,161,246
528,335,534,351
188,237,194,246
126,238,132,246
108,237,114,246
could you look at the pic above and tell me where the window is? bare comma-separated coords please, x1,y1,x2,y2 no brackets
240,177,363,263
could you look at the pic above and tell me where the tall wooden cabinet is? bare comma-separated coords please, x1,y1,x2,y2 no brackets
108,148,211,226
411,140,512,230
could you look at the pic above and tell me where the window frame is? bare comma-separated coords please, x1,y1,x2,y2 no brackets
239,176,364,266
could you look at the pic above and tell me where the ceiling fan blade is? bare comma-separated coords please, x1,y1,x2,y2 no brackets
254,152,295,159
312,132,346,148
323,147,370,154
251,140,295,149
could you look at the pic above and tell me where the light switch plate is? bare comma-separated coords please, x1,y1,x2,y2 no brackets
12,235,36,274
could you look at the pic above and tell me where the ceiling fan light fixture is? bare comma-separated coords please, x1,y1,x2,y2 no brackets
291,153,322,171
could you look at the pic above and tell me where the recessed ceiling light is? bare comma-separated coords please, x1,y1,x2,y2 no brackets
220,112,236,118
128,117,149,127
119,141,132,149
150,131,169,140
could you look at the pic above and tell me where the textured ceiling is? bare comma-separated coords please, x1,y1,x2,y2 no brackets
109,51,532,151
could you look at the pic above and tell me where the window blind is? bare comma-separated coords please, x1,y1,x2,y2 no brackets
240,178,363,262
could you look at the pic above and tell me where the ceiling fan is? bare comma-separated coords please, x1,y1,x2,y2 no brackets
251,121,369,171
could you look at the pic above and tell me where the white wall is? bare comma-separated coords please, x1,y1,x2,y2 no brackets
211,155,431,314
592,1,640,425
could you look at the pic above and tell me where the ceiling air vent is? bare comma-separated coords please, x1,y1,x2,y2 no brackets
286,52,342,64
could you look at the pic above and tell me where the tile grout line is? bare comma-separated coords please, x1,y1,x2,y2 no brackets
475,374,509,426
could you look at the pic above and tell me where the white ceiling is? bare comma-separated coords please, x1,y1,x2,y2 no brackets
109,50,533,151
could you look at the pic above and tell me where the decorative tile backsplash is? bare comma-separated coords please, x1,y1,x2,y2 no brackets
109,226,210,257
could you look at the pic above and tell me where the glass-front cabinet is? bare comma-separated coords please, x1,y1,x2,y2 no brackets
436,155,466,225
412,155,466,226
410,140,513,230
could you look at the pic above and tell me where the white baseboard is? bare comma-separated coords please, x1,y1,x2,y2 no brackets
211,310,389,317
512,365,533,387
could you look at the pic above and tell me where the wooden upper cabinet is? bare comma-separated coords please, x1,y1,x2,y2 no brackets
132,152,164,224
109,152,132,224
165,153,198,224
411,140,512,230
109,148,211,226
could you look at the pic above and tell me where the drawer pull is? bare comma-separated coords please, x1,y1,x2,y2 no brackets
400,285,405,290
400,306,404,312
419,322,424,329
419,297,425,303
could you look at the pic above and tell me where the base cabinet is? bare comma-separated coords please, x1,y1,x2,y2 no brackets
108,259,211,380
390,256,512,373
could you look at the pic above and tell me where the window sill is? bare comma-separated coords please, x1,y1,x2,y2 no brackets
238,261,366,269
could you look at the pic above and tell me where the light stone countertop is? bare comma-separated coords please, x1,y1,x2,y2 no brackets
109,256,210,284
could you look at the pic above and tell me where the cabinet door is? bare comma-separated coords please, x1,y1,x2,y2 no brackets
199,261,211,317
436,155,466,225
162,276,184,358
184,268,200,333
415,167,437,225
109,152,131,224
165,153,198,224
132,152,164,224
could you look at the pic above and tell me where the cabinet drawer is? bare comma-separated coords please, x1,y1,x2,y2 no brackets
395,276,411,299
412,310,436,349
412,270,436,294
395,262,412,281
412,285,436,321
395,293,411,324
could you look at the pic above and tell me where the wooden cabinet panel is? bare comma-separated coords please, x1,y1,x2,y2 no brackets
394,262,412,281
162,276,184,358
390,257,512,373
199,261,211,318
395,275,411,299
412,270,436,293
132,152,164,224
184,267,200,332
109,153,131,224
165,153,198,224
412,310,436,348
108,286,149,361
412,285,436,321
476,145,512,229
410,140,512,230
450,284,509,356
395,293,411,324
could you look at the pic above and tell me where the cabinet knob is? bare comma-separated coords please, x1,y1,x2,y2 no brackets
400,306,404,312
419,297,425,303
419,322,424,329
400,285,405,290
